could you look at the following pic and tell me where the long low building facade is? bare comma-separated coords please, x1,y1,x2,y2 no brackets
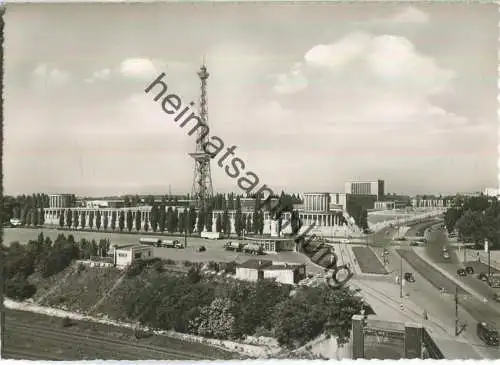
43,205,360,237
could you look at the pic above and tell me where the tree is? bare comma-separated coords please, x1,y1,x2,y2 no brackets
166,207,174,233
39,207,45,226
235,205,243,237
126,210,133,232
456,210,485,244
135,210,141,231
358,208,368,230
291,210,301,235
111,211,117,231
188,208,197,234
150,204,159,232
444,207,462,233
80,211,86,229
192,297,236,339
73,210,79,229
216,213,222,233
158,205,166,232
59,211,65,228
95,210,101,230
197,210,205,233
89,210,95,229
246,214,253,233
103,212,109,230
32,209,39,226
66,209,72,228
206,209,213,232
119,211,125,232
222,210,230,236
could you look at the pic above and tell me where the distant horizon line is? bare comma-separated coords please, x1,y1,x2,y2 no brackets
4,190,490,199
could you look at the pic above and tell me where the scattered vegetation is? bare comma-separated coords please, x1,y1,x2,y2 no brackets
2,232,368,349
445,195,500,249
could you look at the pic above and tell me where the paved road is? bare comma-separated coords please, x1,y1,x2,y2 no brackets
366,222,500,358
424,229,500,304
3,309,232,360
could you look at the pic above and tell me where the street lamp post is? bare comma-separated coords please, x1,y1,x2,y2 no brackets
485,239,491,277
400,257,404,299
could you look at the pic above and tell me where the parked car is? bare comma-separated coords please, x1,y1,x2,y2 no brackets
197,246,206,252
457,268,467,277
477,322,499,346
443,251,450,259
478,272,489,281
465,266,474,275
493,293,500,303
404,272,415,283
409,241,419,247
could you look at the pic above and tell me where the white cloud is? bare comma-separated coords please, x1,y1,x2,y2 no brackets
305,32,371,69
84,68,111,83
267,31,466,135
31,63,71,90
272,63,308,94
390,6,430,24
119,58,160,81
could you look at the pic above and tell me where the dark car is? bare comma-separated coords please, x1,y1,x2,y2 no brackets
477,322,499,346
478,272,489,281
465,266,474,275
197,245,206,252
493,293,500,303
404,272,415,282
457,268,467,276
410,241,419,247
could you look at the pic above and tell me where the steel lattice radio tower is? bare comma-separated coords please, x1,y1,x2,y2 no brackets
189,63,214,211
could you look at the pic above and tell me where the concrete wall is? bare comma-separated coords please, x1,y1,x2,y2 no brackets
235,267,260,282
263,269,295,285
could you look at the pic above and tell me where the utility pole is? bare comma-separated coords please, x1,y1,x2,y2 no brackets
485,239,491,277
400,256,403,298
454,286,458,336
0,245,4,359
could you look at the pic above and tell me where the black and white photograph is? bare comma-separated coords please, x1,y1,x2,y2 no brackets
1,1,499,360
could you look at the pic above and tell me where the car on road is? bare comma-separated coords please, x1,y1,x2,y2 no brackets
443,251,450,259
477,322,499,346
409,241,419,247
478,272,489,281
197,246,206,252
404,272,415,282
493,293,500,303
457,268,467,276
465,266,474,275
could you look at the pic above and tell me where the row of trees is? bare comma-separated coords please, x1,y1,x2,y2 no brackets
2,233,111,300
2,193,57,223
125,263,366,348
444,195,500,250
56,207,272,236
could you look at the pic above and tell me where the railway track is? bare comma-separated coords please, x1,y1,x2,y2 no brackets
4,317,218,360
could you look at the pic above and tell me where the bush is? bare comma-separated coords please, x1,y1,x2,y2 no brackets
187,267,202,284
61,316,73,327
207,261,219,272
183,260,193,267
164,258,176,265
223,261,237,274
254,326,274,338
5,274,37,301
126,260,147,277
152,260,164,273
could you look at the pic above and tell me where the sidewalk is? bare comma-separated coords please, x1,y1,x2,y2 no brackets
461,249,500,271
412,247,487,302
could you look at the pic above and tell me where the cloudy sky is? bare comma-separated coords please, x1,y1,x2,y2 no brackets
4,3,498,196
